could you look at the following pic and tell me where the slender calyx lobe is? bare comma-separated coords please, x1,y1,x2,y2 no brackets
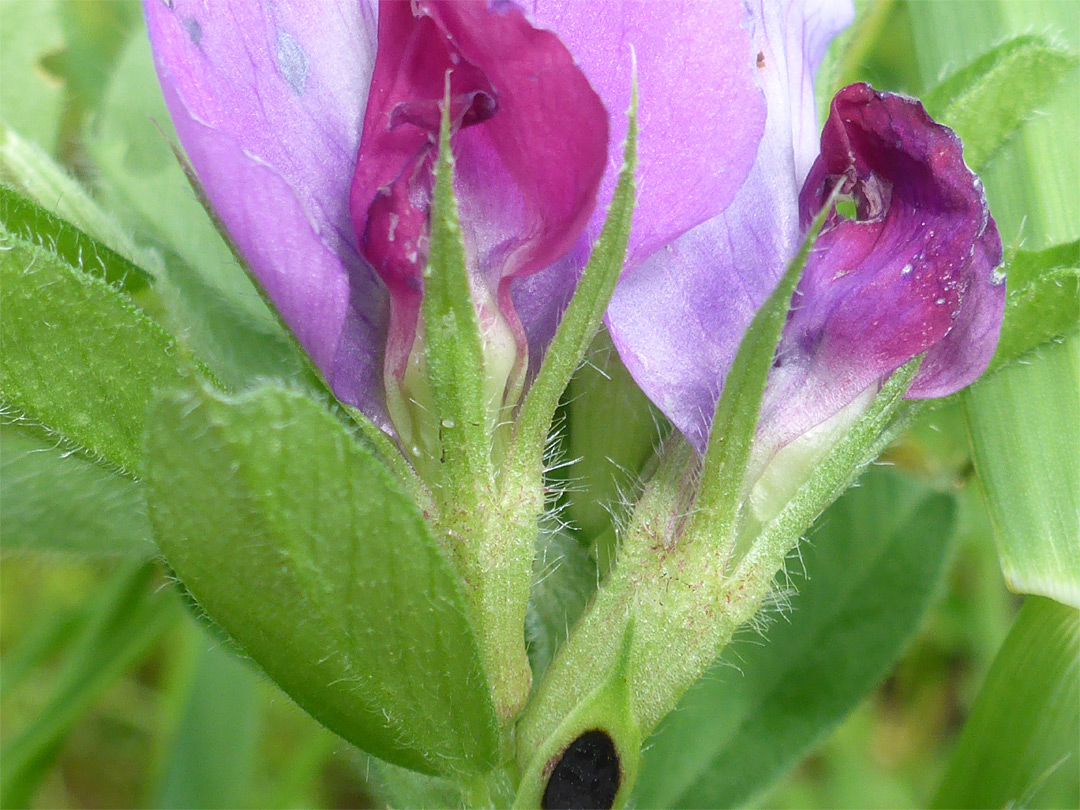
758,83,1005,452
350,0,608,446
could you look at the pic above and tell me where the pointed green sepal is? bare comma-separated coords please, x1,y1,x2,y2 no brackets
418,78,536,723
686,195,836,555
420,78,494,489
511,68,639,475
923,34,1080,172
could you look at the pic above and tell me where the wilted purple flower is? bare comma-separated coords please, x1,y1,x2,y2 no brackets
144,0,767,445
604,0,1006,466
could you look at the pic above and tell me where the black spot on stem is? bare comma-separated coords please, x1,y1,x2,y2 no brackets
541,729,621,810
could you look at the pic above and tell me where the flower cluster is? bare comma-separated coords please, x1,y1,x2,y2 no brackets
145,0,1006,798
147,0,1003,469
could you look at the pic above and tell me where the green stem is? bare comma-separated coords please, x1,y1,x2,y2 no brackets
517,361,920,784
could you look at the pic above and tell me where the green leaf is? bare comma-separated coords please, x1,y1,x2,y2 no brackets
153,637,261,810
963,337,1080,606
932,596,1079,809
0,2,65,155
0,182,153,294
0,122,164,279
0,424,154,556
0,231,198,474
688,200,834,551
512,79,638,473
924,34,1079,172
987,240,1079,374
144,384,500,776
633,468,958,809
0,561,178,809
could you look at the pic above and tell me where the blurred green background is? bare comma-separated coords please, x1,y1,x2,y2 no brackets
1,1,1076,808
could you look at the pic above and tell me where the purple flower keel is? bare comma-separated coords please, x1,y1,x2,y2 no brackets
606,71,1004,461
760,83,1005,456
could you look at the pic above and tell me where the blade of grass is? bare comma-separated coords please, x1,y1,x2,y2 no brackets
0,562,178,809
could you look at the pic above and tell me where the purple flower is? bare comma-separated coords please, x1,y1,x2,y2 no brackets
349,1,609,442
144,0,592,433
144,0,767,442
603,0,1006,465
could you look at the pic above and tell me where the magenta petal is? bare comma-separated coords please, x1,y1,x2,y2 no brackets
758,83,1006,451
908,218,1004,397
351,0,609,380
144,0,390,425
425,2,609,283
605,0,854,451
